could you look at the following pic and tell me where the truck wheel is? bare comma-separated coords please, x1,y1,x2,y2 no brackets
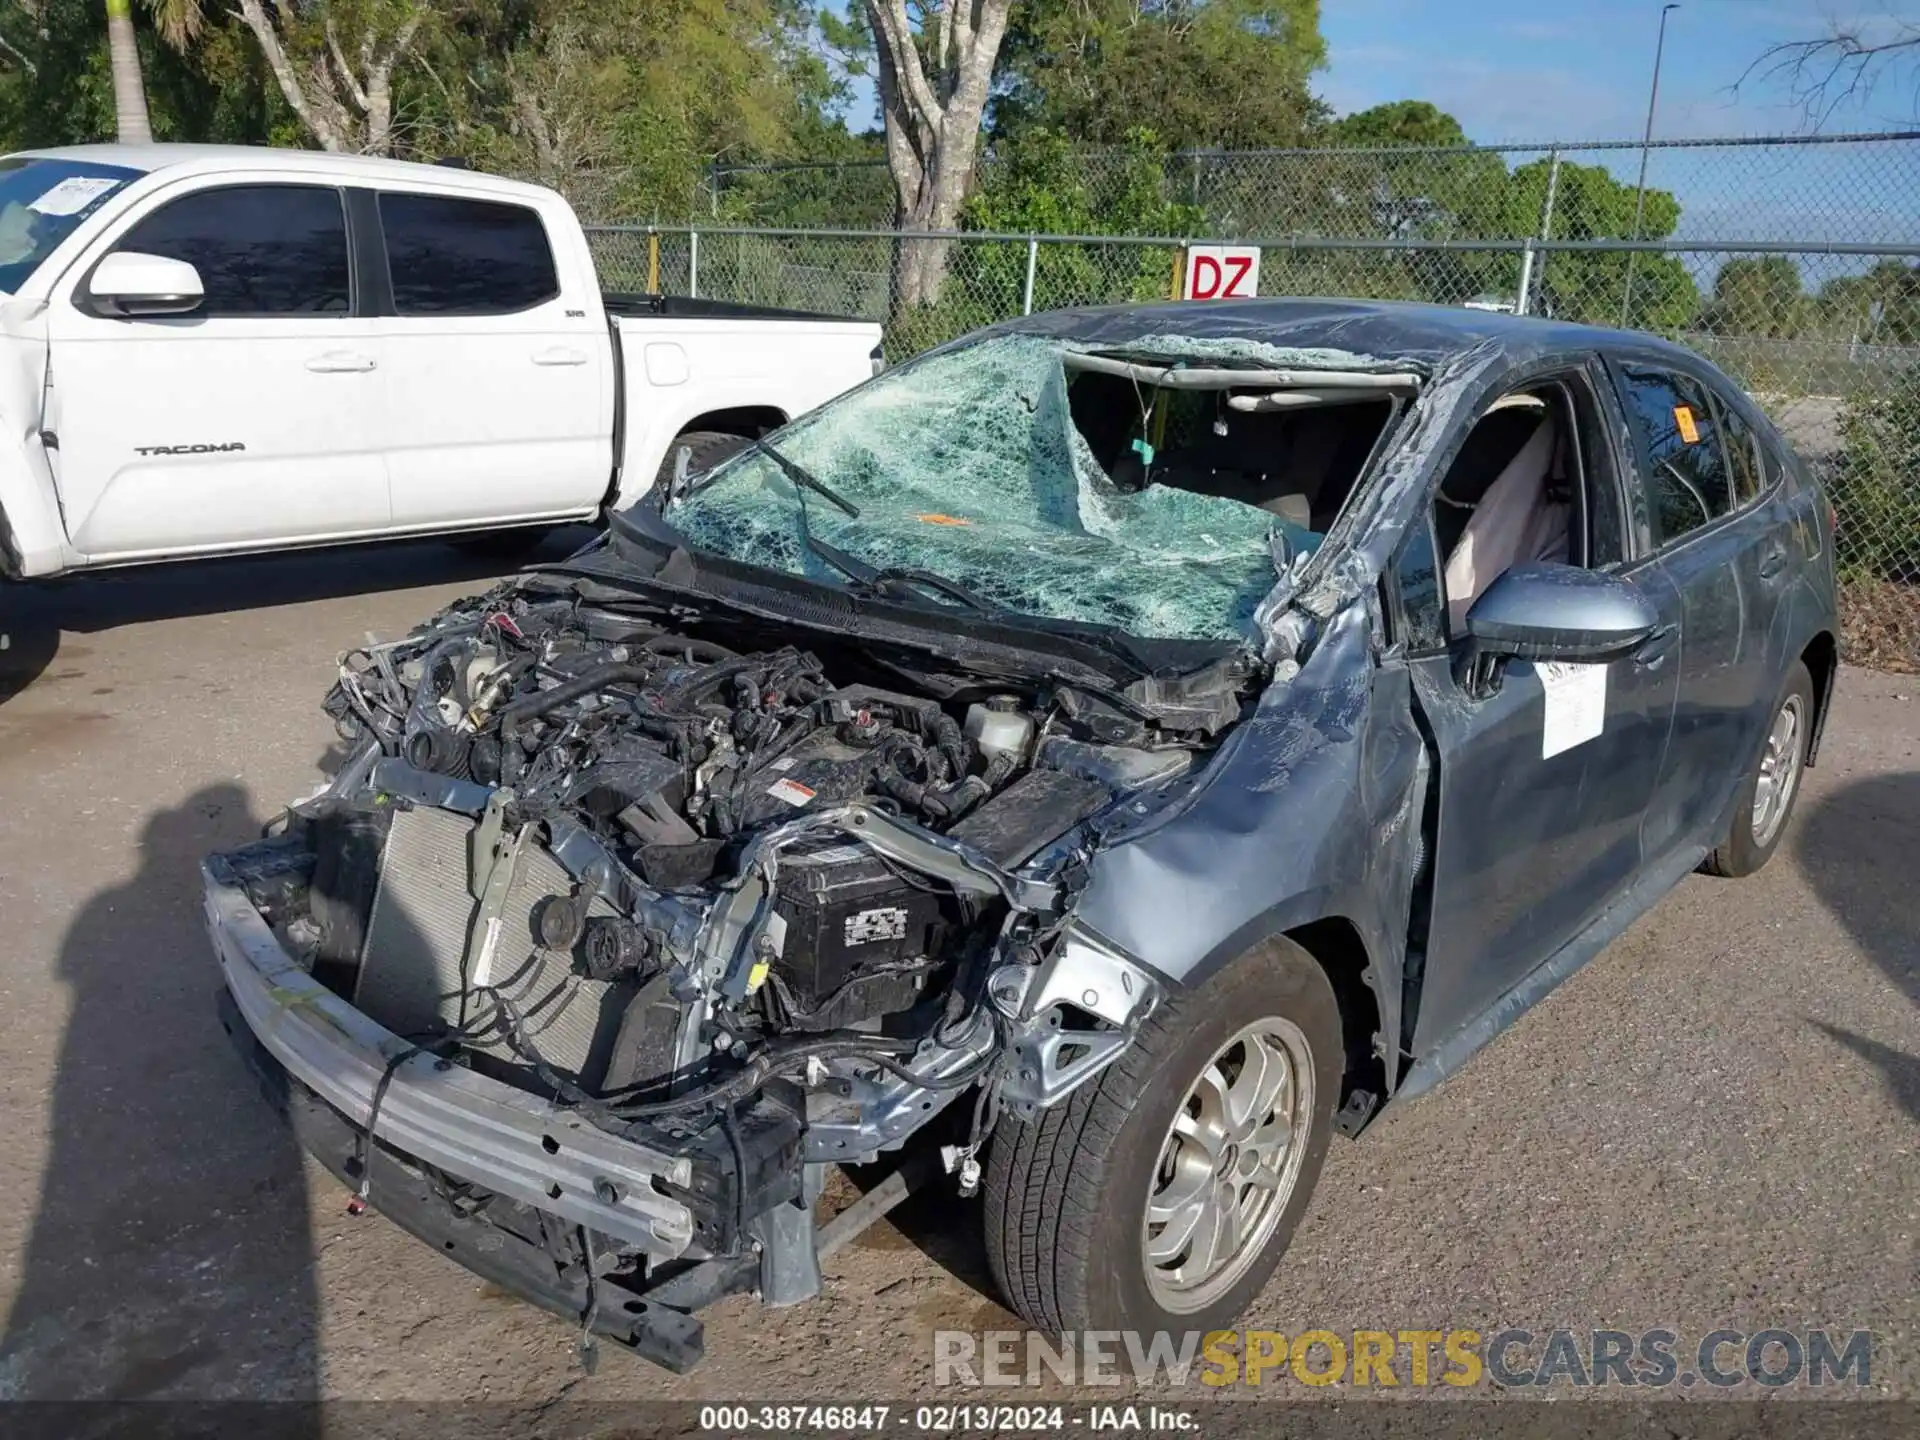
983,936,1342,1335
655,431,752,490
1702,659,1814,878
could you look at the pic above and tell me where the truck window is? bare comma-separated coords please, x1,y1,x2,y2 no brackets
113,184,349,317
377,193,558,316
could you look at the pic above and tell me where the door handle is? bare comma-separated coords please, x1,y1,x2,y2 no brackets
1633,624,1677,668
532,347,588,367
306,351,377,373
1757,546,1789,580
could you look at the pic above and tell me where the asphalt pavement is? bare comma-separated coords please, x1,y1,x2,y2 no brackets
0,535,1914,1408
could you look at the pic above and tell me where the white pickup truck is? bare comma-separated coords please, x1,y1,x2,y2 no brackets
0,144,882,580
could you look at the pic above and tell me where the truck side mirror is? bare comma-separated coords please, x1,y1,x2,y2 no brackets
88,251,205,318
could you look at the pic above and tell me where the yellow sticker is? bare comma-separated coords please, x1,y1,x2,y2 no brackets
747,958,771,992
1674,404,1700,444
915,513,973,526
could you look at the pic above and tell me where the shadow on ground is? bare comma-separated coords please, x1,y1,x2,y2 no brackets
0,786,323,1408
1796,770,1920,1122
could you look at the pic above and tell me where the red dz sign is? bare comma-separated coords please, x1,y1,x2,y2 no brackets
1183,245,1262,300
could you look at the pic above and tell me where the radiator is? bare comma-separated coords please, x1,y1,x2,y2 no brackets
353,805,632,1089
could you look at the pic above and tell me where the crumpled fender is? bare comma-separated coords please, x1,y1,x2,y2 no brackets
1067,600,1430,1098
0,426,67,578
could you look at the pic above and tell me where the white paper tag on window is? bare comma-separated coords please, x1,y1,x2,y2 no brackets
29,176,120,217
1539,661,1607,758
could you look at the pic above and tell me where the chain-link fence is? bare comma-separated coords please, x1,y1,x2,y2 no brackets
708,132,1920,246
589,135,1920,670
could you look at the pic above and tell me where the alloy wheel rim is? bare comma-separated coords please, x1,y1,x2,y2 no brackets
1141,1017,1313,1313
1751,693,1805,847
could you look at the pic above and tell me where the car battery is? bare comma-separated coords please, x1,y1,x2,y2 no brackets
770,839,945,1011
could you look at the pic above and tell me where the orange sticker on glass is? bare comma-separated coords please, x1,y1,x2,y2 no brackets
1673,404,1700,444
915,513,972,526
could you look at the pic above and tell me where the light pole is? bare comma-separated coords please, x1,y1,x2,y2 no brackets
1621,2,1680,328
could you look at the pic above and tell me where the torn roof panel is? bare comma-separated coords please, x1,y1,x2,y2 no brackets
995,294,1700,372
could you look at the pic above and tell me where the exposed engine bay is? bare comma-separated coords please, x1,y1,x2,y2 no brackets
211,567,1258,1349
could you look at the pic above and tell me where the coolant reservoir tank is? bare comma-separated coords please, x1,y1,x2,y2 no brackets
965,697,1034,763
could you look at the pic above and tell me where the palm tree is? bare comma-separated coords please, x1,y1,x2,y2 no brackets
105,0,152,143
105,0,209,145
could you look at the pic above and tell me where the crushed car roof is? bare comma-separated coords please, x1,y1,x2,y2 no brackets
998,295,1703,368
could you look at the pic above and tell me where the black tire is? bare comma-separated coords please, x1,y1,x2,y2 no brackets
982,936,1343,1335
1702,659,1814,878
655,430,752,491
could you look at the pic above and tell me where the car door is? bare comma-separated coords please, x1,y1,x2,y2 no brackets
43,181,389,558
1396,361,1683,1054
366,188,613,528
1607,361,1778,864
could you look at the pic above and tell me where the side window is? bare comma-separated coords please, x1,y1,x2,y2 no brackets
378,193,559,315
1616,365,1736,547
1393,513,1448,653
113,184,349,317
1710,393,1765,504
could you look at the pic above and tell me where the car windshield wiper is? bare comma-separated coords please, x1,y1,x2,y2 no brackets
753,437,860,519
798,533,1002,615
870,566,1003,614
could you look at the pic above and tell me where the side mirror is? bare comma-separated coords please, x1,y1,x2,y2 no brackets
88,251,204,317
1464,563,1659,664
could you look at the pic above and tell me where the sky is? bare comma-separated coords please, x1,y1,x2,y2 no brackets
1317,0,1920,140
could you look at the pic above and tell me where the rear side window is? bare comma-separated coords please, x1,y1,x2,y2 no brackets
378,193,558,315
115,184,349,317
1711,394,1766,504
1615,365,1737,548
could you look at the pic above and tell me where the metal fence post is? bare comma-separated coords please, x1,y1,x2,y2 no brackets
689,229,699,298
1515,149,1561,315
1021,237,1039,315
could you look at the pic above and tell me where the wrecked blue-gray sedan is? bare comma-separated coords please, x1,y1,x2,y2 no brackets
205,298,1839,1368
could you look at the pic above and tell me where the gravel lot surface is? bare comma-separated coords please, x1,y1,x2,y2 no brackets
0,535,1914,1408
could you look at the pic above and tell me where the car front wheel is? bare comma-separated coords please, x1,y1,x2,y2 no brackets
982,935,1343,1334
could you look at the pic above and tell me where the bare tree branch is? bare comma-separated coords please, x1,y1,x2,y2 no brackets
1735,21,1920,126
0,31,35,75
325,19,371,113
229,0,425,155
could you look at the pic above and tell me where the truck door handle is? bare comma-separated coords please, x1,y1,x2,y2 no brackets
1757,545,1789,579
306,351,377,373
1634,624,1677,668
532,347,588,367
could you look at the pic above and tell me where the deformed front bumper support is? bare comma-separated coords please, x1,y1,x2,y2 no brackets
202,861,698,1260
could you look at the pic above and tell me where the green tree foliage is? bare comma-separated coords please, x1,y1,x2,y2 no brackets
1832,361,1920,584
886,126,1204,355
1522,158,1696,328
414,0,814,220
995,0,1329,150
1326,99,1465,148
1702,256,1808,338
1817,258,1920,346
0,1,843,221
0,0,273,149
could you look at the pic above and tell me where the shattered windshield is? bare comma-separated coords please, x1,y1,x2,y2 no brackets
660,332,1379,642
